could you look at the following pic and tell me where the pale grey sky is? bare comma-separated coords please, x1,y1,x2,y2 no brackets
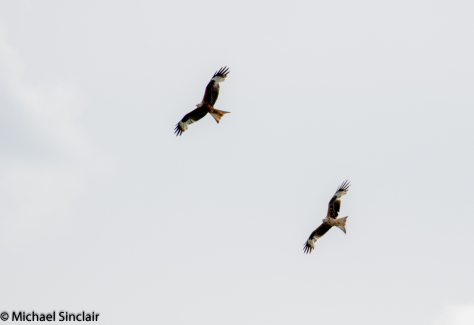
1,1,473,324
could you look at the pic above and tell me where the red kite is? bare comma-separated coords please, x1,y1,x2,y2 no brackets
174,67,230,136
303,180,351,254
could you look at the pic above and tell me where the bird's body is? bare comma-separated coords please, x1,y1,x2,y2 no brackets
303,180,351,254
174,67,230,136
322,216,348,229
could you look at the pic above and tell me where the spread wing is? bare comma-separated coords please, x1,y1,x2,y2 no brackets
174,106,208,136
326,180,350,219
303,224,332,254
202,67,230,106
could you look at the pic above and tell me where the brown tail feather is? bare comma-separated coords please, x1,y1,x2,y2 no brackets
209,108,230,123
336,216,348,234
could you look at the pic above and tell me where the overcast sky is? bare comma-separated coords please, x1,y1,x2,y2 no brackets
1,1,473,324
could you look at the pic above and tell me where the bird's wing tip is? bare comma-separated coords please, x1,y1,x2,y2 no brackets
213,66,230,77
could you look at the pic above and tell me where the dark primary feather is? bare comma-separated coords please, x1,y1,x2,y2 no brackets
303,224,332,254
174,106,209,136
303,243,312,254
303,244,311,254
328,200,342,219
213,66,230,78
203,66,230,106
327,180,350,219
336,179,351,193
309,224,332,240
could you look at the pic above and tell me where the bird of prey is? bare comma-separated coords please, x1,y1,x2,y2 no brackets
174,67,230,136
303,180,351,254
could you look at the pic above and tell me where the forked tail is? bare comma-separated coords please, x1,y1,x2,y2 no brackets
336,216,348,234
209,108,230,123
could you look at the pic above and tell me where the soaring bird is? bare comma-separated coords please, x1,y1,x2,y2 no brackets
174,67,230,136
303,180,351,254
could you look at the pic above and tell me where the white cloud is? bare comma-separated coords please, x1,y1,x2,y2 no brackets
0,25,103,163
0,24,109,246
433,304,474,325
0,163,84,245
